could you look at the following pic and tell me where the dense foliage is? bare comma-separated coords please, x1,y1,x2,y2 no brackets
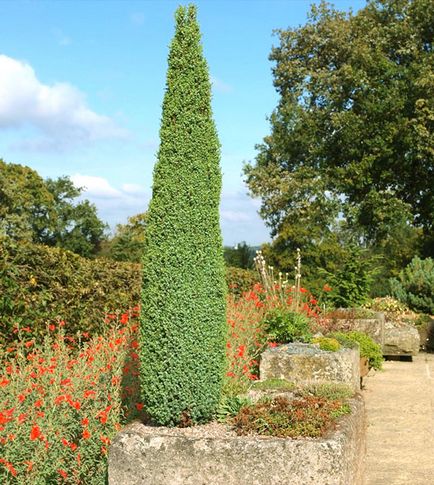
244,0,434,289
231,395,350,438
0,160,107,258
225,266,259,296
329,331,383,370
261,308,312,344
224,242,256,269
0,311,141,484
318,246,377,308
390,256,434,314
100,212,147,263
139,5,227,426
0,237,140,344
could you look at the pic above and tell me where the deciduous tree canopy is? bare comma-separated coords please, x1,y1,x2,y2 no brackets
245,0,433,282
0,159,107,257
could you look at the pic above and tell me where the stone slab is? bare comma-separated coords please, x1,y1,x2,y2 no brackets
383,326,420,356
108,396,366,485
260,344,361,392
326,314,385,347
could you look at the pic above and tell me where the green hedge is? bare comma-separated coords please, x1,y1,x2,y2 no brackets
0,238,255,344
225,267,259,296
0,237,141,343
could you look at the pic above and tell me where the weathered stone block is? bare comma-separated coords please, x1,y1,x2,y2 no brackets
327,313,385,347
383,325,420,356
259,343,360,392
108,396,366,485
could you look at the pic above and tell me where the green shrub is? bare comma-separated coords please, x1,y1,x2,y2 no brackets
139,5,226,426
0,238,255,345
319,246,377,308
226,266,258,296
389,256,434,314
216,395,252,423
261,308,312,343
299,382,354,400
311,336,341,352
328,331,383,370
251,378,296,391
0,237,140,344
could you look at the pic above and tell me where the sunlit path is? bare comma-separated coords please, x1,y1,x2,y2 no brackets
364,353,434,485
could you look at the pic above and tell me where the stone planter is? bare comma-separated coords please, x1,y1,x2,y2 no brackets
383,324,420,356
260,343,361,392
326,311,385,348
108,395,366,485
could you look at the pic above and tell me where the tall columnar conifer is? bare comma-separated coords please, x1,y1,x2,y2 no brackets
139,5,226,426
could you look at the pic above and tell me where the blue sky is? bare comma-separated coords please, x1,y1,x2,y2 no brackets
0,0,365,245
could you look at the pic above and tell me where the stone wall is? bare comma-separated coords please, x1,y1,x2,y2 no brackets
108,395,366,485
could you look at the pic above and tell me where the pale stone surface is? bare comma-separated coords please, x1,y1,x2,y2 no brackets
327,313,385,347
383,325,420,356
108,396,366,485
364,353,434,484
259,344,361,392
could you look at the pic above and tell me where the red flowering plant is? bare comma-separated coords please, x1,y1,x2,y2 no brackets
224,287,269,389
0,309,142,484
252,249,329,341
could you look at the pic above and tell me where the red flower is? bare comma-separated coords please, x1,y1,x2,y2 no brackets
81,418,89,426
236,345,246,358
48,324,56,331
82,429,91,439
58,469,68,479
0,378,10,387
135,403,144,411
30,425,41,441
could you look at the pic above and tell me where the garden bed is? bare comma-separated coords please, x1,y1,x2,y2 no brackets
108,395,365,485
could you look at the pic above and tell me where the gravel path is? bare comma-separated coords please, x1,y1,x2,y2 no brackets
363,353,434,485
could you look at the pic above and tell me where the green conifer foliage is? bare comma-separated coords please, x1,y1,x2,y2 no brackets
139,5,227,426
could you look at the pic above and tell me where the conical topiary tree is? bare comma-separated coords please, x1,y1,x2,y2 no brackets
139,4,227,426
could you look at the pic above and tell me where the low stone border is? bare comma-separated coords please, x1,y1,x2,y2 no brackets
108,395,366,485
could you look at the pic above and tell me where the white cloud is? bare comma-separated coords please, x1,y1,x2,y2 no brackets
71,174,122,199
69,173,269,245
122,183,145,195
0,55,127,151
221,210,251,223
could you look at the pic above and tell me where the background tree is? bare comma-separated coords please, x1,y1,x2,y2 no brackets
139,5,226,426
224,241,256,269
0,159,55,242
244,0,433,291
0,159,107,258
101,211,147,262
